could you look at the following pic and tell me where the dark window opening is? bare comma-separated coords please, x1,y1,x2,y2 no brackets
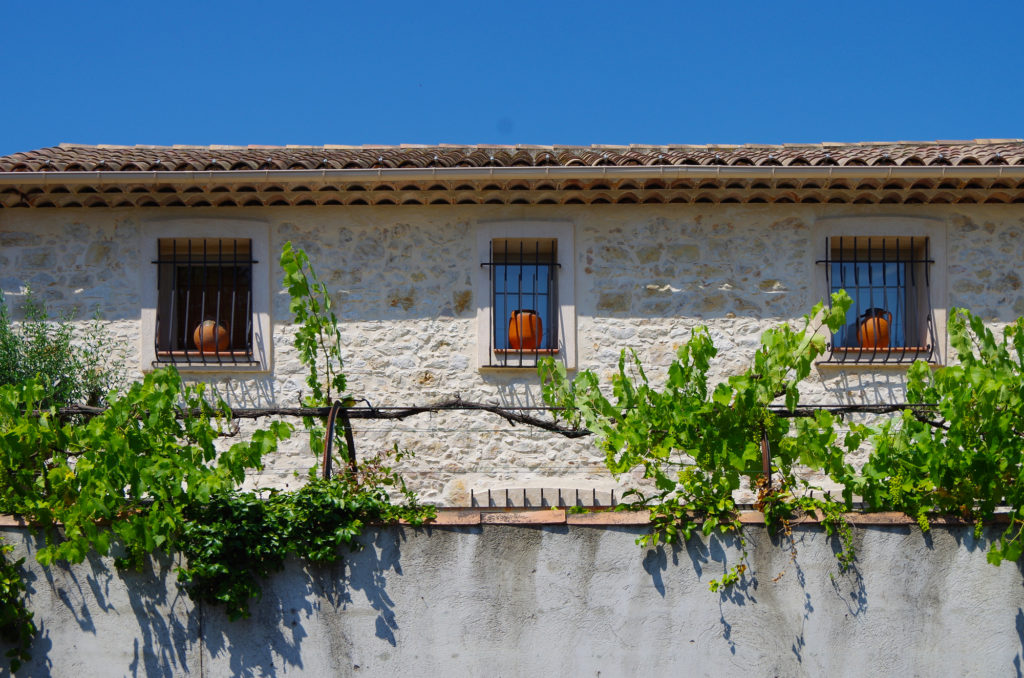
154,238,256,364
819,236,935,364
483,238,559,366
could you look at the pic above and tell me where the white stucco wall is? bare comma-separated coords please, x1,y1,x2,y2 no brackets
2,205,1022,504
2,520,1023,677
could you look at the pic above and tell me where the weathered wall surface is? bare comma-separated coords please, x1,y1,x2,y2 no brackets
2,521,1023,677
2,205,1023,503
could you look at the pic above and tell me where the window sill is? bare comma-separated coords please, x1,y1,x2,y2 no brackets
820,346,936,367
831,346,930,354
154,350,262,371
492,349,560,355
483,348,561,371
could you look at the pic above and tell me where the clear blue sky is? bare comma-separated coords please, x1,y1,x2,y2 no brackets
2,0,1021,157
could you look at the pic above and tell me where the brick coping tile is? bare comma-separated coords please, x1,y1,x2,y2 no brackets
1,509,1008,530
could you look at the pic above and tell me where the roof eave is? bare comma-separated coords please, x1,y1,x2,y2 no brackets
1,164,1022,187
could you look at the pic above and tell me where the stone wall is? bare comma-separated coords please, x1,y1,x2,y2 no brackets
2,519,1023,677
2,204,1022,504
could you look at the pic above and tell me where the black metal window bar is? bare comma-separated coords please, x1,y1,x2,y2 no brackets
154,238,256,365
482,238,559,367
818,236,936,364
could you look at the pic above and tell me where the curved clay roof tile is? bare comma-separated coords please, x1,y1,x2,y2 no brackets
559,154,587,167
4,141,1024,173
508,150,534,166
670,155,702,166
535,152,559,166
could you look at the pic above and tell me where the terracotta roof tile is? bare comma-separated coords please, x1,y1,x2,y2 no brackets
3,140,1024,173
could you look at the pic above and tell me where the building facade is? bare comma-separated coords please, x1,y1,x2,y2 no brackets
1,141,1022,505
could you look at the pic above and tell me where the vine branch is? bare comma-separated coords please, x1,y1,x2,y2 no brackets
50,400,943,439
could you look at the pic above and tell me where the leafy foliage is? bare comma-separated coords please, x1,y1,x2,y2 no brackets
541,297,1024,585
857,309,1024,565
540,292,862,587
0,537,35,674
0,368,293,569
280,241,352,467
178,446,432,620
0,290,125,408
0,245,432,670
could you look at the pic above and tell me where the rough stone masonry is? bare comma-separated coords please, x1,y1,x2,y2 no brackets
2,203,1022,504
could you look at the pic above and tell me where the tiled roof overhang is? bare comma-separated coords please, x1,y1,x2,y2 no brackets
3,141,1024,208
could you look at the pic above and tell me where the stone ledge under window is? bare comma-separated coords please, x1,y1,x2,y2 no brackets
492,348,560,355
154,349,259,369
824,346,934,365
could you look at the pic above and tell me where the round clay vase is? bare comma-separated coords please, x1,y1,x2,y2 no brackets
856,308,892,349
193,320,230,353
508,310,543,350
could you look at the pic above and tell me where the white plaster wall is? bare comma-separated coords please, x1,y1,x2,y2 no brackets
2,205,1023,504
2,522,1023,677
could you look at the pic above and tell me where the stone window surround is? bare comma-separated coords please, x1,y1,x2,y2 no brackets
813,213,948,367
475,220,576,370
140,216,272,372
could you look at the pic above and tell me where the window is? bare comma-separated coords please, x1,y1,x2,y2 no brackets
154,238,255,364
821,235,936,363
475,221,576,369
486,238,559,365
141,220,270,372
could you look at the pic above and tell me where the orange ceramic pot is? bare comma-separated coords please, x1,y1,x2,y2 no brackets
856,308,892,349
508,310,543,350
193,320,230,353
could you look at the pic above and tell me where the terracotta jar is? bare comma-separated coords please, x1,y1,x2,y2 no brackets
856,308,892,349
508,310,543,350
193,320,230,353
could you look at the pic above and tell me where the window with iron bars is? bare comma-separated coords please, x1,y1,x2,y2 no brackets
154,238,256,365
483,238,559,367
819,235,936,364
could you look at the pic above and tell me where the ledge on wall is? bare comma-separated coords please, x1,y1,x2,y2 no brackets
1,509,1010,529
395,508,1014,527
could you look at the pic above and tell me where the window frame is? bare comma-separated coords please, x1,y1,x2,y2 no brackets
141,218,271,372
154,237,255,364
475,221,576,370
813,215,947,366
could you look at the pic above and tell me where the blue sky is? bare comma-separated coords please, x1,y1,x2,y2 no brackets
2,0,1021,156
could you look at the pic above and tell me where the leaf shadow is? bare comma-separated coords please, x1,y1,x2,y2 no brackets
200,525,408,675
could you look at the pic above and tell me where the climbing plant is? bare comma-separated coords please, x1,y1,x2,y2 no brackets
0,369,292,567
177,446,430,620
0,244,433,671
0,537,35,673
540,291,865,588
280,241,355,470
542,295,1024,587
855,309,1024,565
